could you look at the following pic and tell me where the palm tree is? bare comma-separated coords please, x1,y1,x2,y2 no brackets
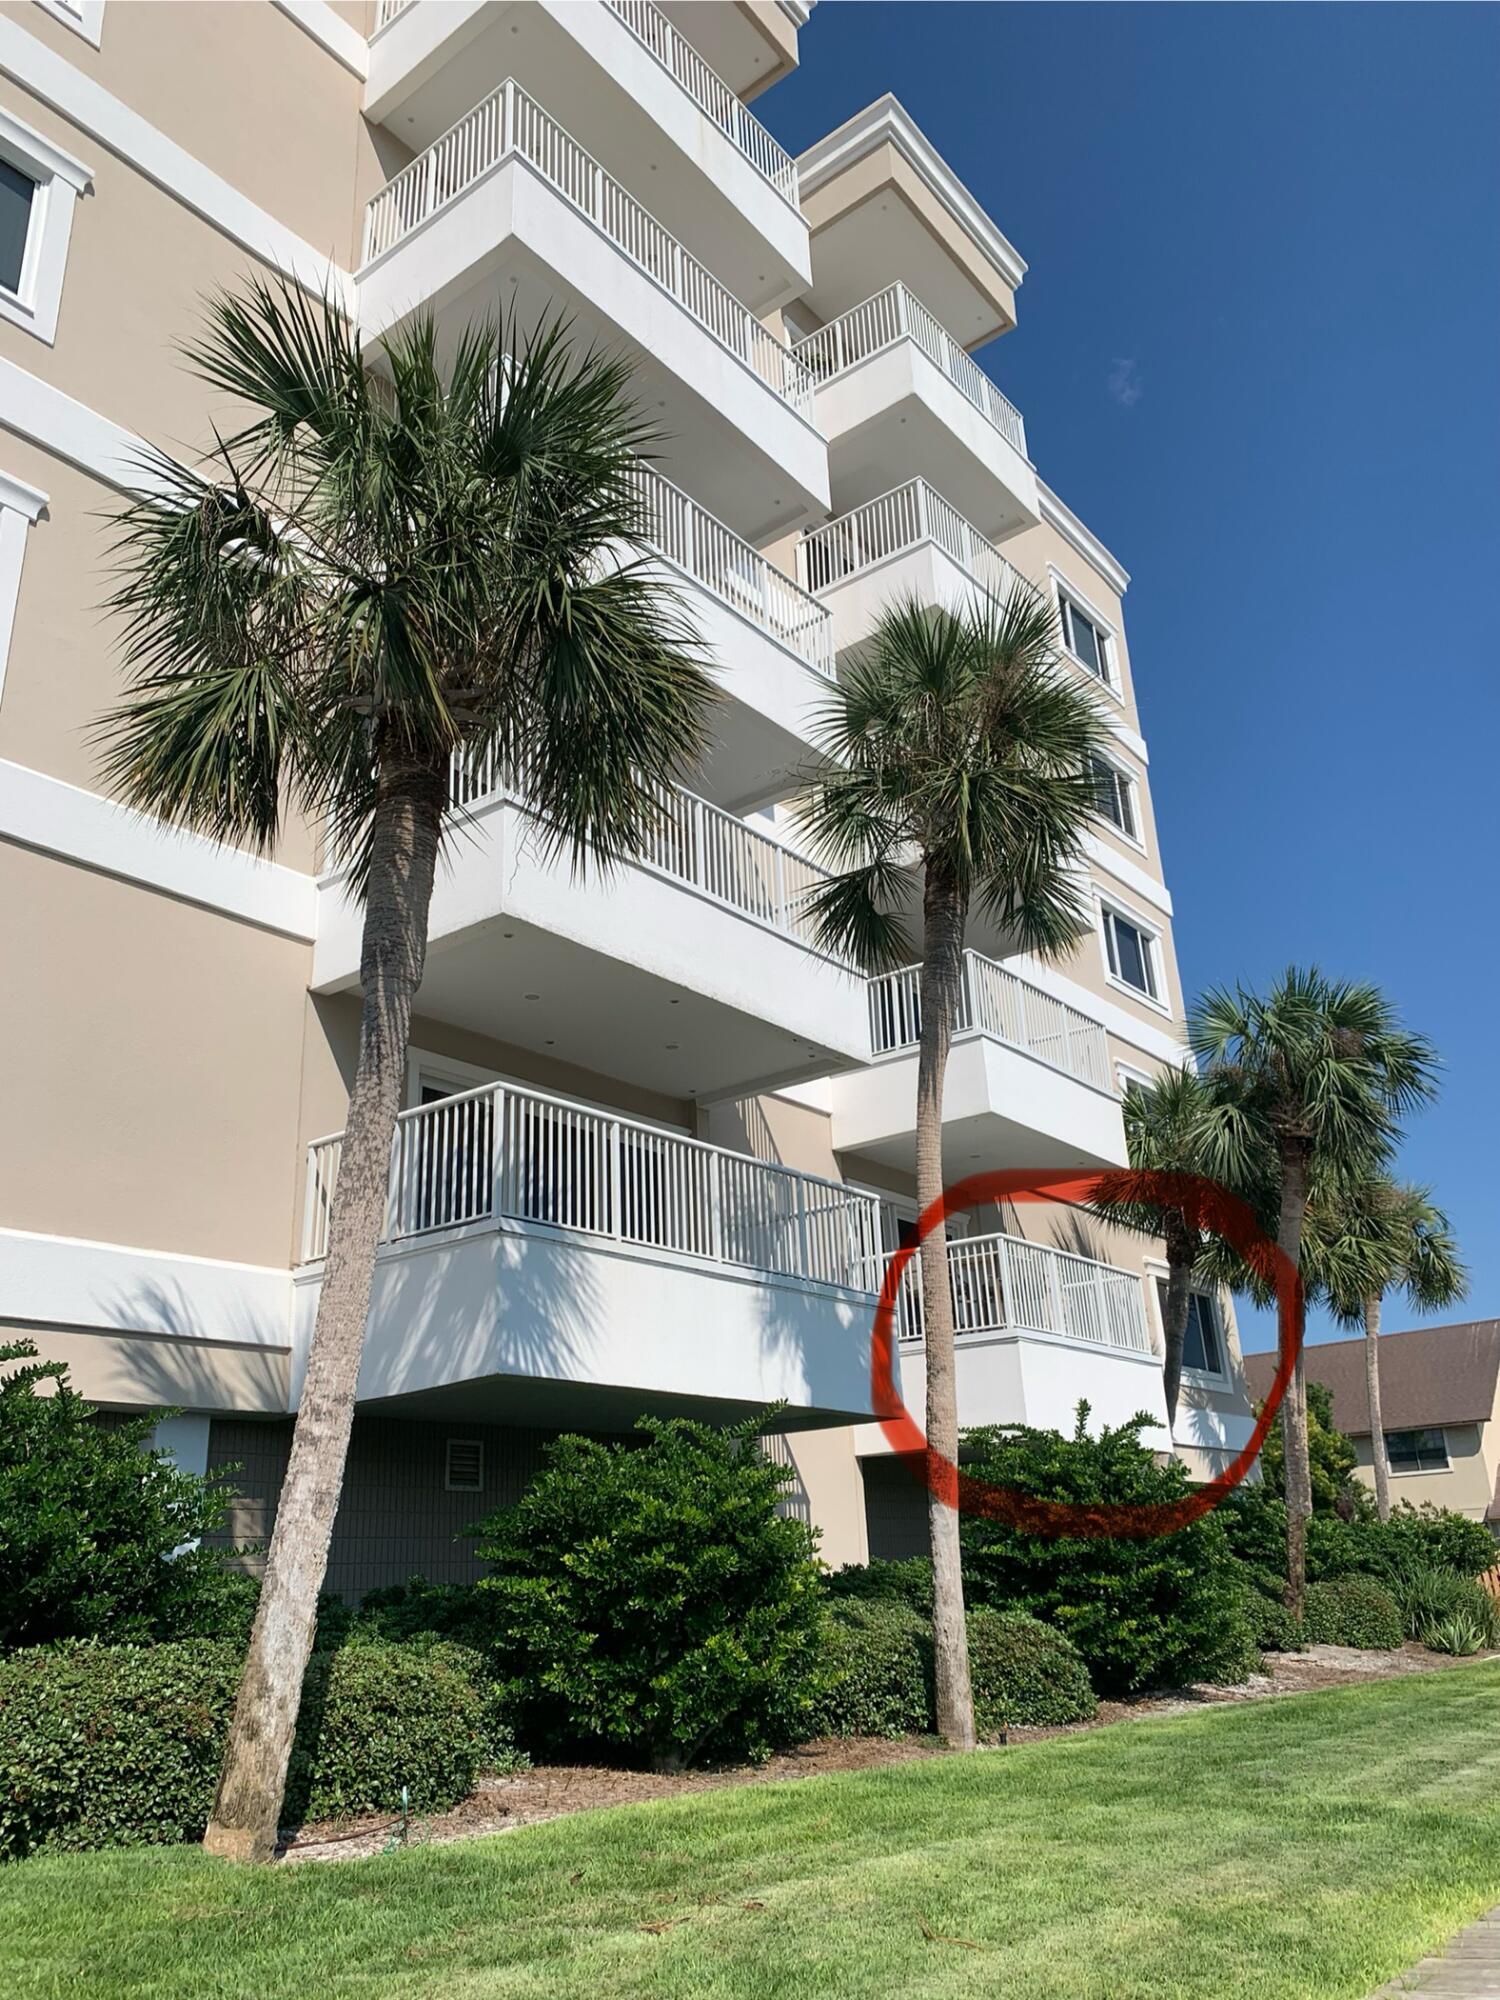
1190,969,1437,1614
797,589,1107,1749
1090,1066,1232,1426
1307,1175,1465,1520
97,280,716,1860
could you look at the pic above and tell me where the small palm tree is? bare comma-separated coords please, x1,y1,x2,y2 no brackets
98,280,716,1860
1307,1175,1465,1520
1191,969,1437,1614
797,589,1107,1749
1090,1067,1225,1425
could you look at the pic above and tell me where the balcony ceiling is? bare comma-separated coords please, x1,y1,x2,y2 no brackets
660,0,800,101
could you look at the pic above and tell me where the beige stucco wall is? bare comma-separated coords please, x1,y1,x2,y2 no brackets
19,1326,289,1416
1,1,374,261
1351,1421,1498,1523
0,836,311,1267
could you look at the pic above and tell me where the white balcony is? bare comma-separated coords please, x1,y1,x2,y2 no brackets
314,762,871,1101
366,0,807,311
797,480,1036,662
794,285,1039,540
629,464,833,805
295,1078,887,1426
854,1228,1169,1453
831,954,1127,1177
357,79,827,542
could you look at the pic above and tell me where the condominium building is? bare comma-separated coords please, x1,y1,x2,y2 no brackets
0,0,1254,1589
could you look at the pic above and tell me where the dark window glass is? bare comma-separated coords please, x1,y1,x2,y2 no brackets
1107,910,1156,997
1385,1427,1449,1473
1062,595,1104,677
1156,1283,1224,1374
0,157,35,296
1091,755,1136,838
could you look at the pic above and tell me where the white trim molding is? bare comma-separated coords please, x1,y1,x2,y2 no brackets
0,758,319,940
1037,480,1129,597
0,465,46,708
0,17,353,311
0,102,92,345
31,0,104,48
797,95,1027,293
0,350,166,492
270,0,369,80
1084,831,1172,917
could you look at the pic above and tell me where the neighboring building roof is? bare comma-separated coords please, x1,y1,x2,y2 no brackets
1244,1321,1500,1436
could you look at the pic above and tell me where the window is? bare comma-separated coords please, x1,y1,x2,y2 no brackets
1102,903,1159,1000
445,1438,485,1492
1058,590,1111,683
0,108,91,345
1385,1427,1449,1474
1156,1282,1225,1376
1090,753,1137,840
0,160,35,296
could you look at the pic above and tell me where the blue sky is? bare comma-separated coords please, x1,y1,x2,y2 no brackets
758,3,1500,1352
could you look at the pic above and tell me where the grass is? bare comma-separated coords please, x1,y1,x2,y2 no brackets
6,1666,1500,1999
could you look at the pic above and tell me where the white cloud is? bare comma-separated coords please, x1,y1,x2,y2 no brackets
1108,357,1143,408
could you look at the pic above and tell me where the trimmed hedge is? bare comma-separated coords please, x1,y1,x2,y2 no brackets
0,1638,508,1861
817,1600,1095,1739
1301,1577,1404,1650
1240,1580,1303,1654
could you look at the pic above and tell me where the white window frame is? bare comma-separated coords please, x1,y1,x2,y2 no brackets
1384,1426,1450,1476
0,107,92,345
1115,1059,1155,1098
32,0,106,46
0,469,47,712
1149,1267,1230,1385
1098,895,1169,1014
1050,566,1120,698
1088,748,1143,849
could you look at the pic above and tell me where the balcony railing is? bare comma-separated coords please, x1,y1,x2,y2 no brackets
448,741,845,962
796,480,1037,603
373,0,415,29
602,0,798,206
861,1230,1151,1353
361,79,813,417
868,951,1115,1094
793,283,1027,457
303,1079,882,1288
630,463,833,677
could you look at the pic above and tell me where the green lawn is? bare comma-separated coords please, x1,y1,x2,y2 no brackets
6,1666,1500,2000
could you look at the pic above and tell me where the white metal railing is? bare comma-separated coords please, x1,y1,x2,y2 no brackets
302,1080,882,1287
859,1230,1150,1353
603,0,798,206
794,284,1026,456
361,80,813,417
449,739,843,960
373,0,415,30
867,951,1114,1093
796,479,1038,603
630,464,833,677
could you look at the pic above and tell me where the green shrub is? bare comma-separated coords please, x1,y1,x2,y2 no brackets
816,1601,1096,1739
1301,1576,1404,1649
1310,1507,1499,1586
967,1607,1097,1734
0,1341,239,1651
959,1407,1256,1696
1257,1381,1371,1517
825,1557,933,1613
1394,1568,1500,1652
0,1637,501,1860
1424,1611,1490,1657
817,1601,931,1737
474,1417,827,1766
1240,1580,1302,1653
346,1578,490,1651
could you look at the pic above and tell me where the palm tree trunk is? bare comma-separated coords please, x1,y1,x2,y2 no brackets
915,869,974,1752
204,753,447,1862
1363,1291,1391,1523
1276,1141,1313,1620
1159,1225,1196,1426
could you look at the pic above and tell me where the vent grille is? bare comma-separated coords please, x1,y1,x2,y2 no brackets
445,1438,484,1493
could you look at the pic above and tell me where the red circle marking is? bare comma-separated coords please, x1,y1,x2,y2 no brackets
869,1168,1300,1538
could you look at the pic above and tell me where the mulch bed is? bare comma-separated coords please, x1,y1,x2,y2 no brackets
278,1642,1494,1865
